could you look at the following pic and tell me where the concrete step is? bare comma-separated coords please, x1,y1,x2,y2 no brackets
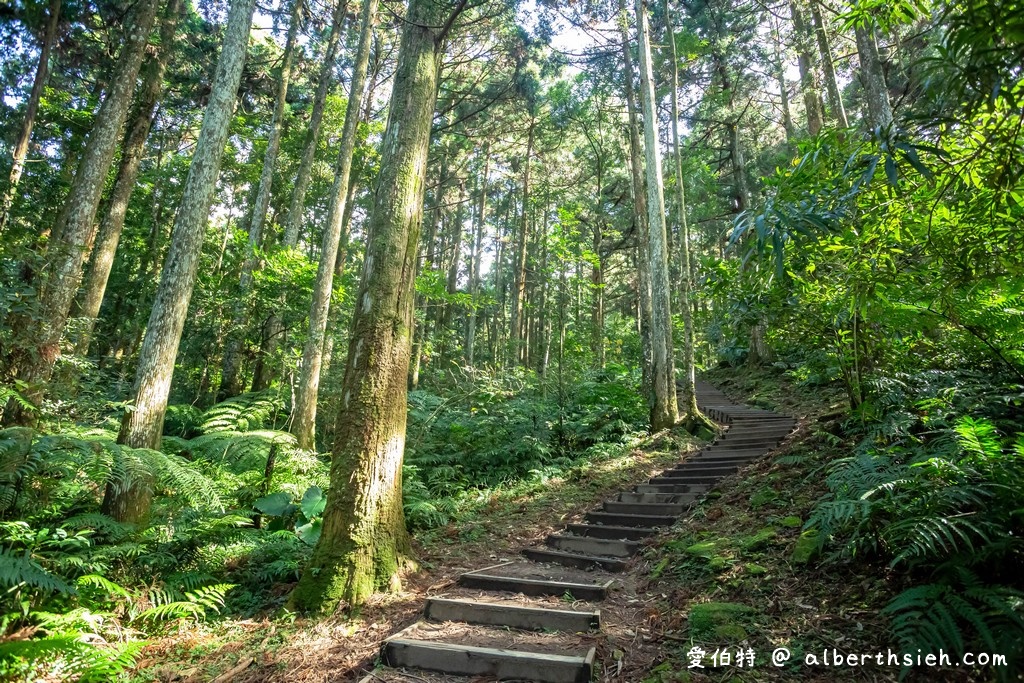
692,449,766,458
634,483,710,494
458,566,612,601
424,597,600,632
634,481,709,494
603,500,689,516
648,475,723,486
383,623,595,683
715,436,785,446
693,452,763,462
699,447,771,455
564,523,657,540
688,456,758,465
546,533,639,558
522,547,628,572
585,510,676,527
669,463,740,475
720,428,790,438
617,491,699,504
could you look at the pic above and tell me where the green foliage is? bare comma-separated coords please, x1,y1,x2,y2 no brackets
804,372,1024,671
254,485,326,545
135,582,234,623
198,391,285,433
402,366,647,530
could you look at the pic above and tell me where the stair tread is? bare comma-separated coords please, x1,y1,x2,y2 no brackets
462,561,613,586
523,548,628,572
564,523,657,539
383,622,595,683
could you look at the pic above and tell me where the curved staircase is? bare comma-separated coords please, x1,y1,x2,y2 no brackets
361,380,795,682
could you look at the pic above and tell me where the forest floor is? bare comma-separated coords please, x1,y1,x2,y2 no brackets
128,428,700,683
129,367,974,683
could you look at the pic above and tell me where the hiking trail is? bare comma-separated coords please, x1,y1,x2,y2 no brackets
362,380,796,682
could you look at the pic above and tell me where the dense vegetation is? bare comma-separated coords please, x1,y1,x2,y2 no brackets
0,0,1021,678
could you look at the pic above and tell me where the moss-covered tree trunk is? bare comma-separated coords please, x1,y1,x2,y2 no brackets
75,0,183,356
635,0,678,430
219,0,301,400
283,0,347,246
291,0,379,450
114,0,256,452
855,22,893,130
664,0,705,424
617,0,654,411
289,0,460,612
3,0,158,427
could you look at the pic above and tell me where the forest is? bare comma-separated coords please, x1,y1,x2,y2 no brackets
0,0,1021,679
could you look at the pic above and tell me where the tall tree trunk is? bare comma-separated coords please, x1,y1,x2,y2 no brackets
729,122,752,212
665,0,701,421
636,0,678,430
75,0,183,356
618,0,654,410
591,165,605,368
283,0,347,246
438,180,465,362
790,0,825,135
0,0,62,234
289,0,461,612
465,143,488,366
510,118,534,367
810,0,848,127
773,19,796,141
855,22,893,130
3,1,158,427
291,0,378,448
219,0,301,400
110,0,257,527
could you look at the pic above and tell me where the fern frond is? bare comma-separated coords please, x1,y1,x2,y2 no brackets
0,547,74,595
77,574,132,601
199,392,284,433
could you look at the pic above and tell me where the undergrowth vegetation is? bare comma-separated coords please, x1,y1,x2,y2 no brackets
688,366,1024,680
0,366,647,679
808,371,1024,673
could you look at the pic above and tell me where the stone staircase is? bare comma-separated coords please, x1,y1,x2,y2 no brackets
360,380,795,683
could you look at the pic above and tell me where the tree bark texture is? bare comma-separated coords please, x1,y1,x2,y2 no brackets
116,0,257,454
3,0,159,427
665,0,700,419
289,0,455,612
855,22,893,130
810,0,848,128
773,20,796,141
617,0,654,410
510,119,534,366
0,0,62,234
219,0,302,400
75,0,183,356
465,143,488,366
283,0,348,246
291,0,379,450
635,0,679,430
790,0,825,135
